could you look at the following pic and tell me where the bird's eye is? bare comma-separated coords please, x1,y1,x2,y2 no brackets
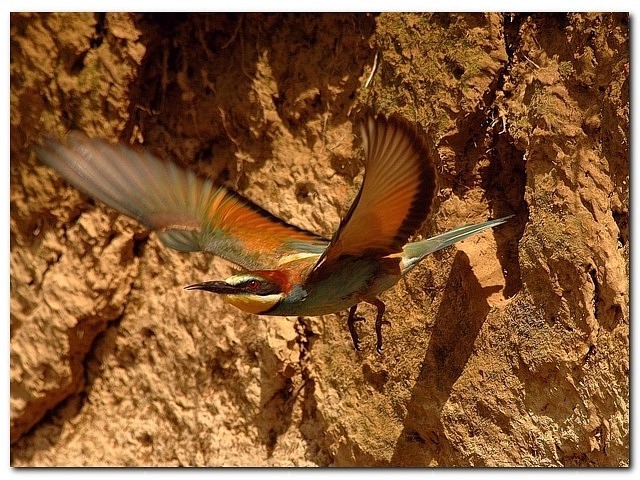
245,279,261,291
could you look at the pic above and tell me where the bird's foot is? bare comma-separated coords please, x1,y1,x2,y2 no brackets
348,299,390,353
375,318,391,354
347,305,366,351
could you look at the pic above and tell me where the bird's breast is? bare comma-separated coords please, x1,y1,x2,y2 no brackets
269,256,402,316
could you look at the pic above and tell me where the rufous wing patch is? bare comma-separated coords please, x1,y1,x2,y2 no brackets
313,112,436,272
37,132,328,271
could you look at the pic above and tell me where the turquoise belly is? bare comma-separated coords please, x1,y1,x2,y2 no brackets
268,257,401,316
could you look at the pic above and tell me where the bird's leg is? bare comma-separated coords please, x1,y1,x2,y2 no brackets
347,304,366,351
368,298,390,354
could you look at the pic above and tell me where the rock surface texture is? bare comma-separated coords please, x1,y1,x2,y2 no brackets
10,13,628,466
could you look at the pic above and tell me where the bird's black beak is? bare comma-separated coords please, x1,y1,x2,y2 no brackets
184,281,239,294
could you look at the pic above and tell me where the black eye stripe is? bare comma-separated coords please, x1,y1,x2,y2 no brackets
239,279,281,295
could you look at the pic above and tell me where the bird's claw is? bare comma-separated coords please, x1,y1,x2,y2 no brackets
348,301,390,354
347,306,366,352
375,319,391,355
348,317,364,351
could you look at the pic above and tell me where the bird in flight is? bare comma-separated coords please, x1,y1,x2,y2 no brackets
37,112,510,353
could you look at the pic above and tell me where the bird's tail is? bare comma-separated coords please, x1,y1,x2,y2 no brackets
401,215,512,272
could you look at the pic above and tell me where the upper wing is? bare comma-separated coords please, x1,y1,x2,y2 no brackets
311,112,436,273
36,132,328,270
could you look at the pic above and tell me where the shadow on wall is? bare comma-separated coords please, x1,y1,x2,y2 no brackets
390,251,496,466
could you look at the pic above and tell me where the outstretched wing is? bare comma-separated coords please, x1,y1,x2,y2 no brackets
36,132,328,270
312,112,436,274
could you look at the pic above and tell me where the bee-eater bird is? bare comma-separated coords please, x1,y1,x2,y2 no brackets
36,112,511,353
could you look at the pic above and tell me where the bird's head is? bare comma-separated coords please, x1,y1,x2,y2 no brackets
185,270,290,314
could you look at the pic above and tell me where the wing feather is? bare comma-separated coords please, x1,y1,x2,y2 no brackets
312,113,436,273
37,132,327,270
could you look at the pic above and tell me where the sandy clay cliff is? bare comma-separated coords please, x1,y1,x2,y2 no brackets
10,13,628,466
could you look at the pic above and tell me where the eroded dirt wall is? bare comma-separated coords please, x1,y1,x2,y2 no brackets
10,12,628,466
